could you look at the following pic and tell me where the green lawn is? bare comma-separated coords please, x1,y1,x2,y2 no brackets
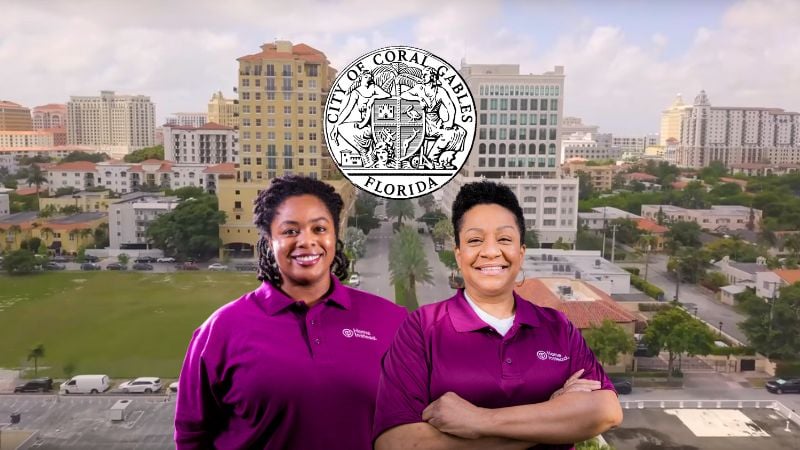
0,272,261,379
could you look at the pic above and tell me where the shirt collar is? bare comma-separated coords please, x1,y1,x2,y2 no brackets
448,289,540,333
257,275,352,315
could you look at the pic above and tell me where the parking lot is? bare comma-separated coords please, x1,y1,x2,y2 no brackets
0,394,176,449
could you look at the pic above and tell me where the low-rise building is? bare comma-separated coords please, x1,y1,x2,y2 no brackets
713,255,770,286
728,163,800,177
0,145,101,164
641,204,761,232
634,218,669,252
522,249,632,294
46,161,97,193
39,190,113,213
0,192,9,216
561,159,622,192
579,206,641,231
560,132,619,161
0,211,107,254
109,192,180,250
755,269,800,299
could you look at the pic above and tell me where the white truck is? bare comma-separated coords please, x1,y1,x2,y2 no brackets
60,374,110,394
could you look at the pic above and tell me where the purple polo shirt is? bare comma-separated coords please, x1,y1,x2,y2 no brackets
175,276,407,449
374,290,614,449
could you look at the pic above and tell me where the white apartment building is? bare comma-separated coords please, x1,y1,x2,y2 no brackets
0,146,96,164
561,116,599,136
0,154,18,174
460,62,565,179
0,130,55,147
561,132,619,161
165,112,207,128
67,90,155,156
441,174,579,245
676,90,800,168
163,122,238,164
32,104,67,130
640,204,762,232
109,192,180,249
612,134,659,157
0,193,9,216
578,206,641,231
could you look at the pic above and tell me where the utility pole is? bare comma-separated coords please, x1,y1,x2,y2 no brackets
767,281,781,333
601,207,607,259
644,242,651,282
674,258,682,303
610,224,618,263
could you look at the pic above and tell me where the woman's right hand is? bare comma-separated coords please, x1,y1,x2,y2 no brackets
549,369,601,400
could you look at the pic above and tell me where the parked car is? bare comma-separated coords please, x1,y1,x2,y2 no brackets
107,262,127,271
348,273,361,287
80,262,101,271
14,377,53,393
611,378,632,395
235,263,257,272
177,262,200,271
52,255,71,263
60,374,110,394
169,381,179,393
156,257,176,263
765,378,800,394
434,242,444,252
132,262,153,271
84,255,100,263
135,256,157,263
44,262,66,270
208,263,228,271
118,377,162,394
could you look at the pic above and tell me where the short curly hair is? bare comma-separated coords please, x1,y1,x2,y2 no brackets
451,180,526,247
253,175,349,285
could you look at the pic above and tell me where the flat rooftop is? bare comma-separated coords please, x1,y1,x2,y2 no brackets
605,407,800,450
0,211,39,224
46,212,107,224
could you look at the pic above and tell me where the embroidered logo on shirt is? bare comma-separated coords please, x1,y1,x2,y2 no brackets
342,328,377,341
537,350,570,362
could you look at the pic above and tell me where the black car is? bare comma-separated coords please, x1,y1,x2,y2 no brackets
132,262,154,271
84,255,100,263
52,255,71,263
135,256,157,263
765,378,800,394
611,378,632,395
44,262,66,270
14,377,53,393
107,262,127,271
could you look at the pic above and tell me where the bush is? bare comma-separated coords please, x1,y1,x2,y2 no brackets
631,274,665,300
639,303,672,312
709,346,756,356
776,360,800,377
624,267,641,276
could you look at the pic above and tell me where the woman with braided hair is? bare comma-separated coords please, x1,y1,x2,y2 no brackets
175,175,407,450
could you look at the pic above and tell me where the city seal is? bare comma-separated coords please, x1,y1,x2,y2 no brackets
325,46,476,199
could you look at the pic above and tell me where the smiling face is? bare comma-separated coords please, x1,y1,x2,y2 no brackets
454,203,525,301
268,194,337,292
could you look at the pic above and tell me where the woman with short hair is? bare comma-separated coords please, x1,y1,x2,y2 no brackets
175,175,407,449
374,180,622,450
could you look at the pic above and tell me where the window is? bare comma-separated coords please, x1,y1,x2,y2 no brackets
490,99,498,110
540,99,548,110
480,114,487,125
500,99,508,110
550,99,558,111
545,196,557,203
480,99,488,110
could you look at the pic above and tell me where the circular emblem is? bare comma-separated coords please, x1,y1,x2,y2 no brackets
536,351,548,361
342,328,354,338
324,46,477,199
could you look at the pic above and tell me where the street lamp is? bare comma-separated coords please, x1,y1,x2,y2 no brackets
718,321,723,337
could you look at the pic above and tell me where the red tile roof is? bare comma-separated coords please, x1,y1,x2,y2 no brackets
671,180,689,190
515,279,637,329
50,161,96,172
238,42,328,64
14,186,48,196
636,218,668,234
774,269,800,285
203,163,235,174
199,122,233,131
33,104,66,111
0,100,25,108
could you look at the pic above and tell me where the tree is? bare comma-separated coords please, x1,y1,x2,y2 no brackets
418,194,436,213
783,233,800,259
387,199,415,228
343,227,367,271
432,218,454,245
350,194,381,235
26,164,46,199
389,226,433,312
418,210,447,229
20,237,42,253
665,221,702,254
118,253,130,266
93,223,109,249
169,186,206,200
438,250,458,273
38,204,59,218
3,249,37,275
739,284,800,359
577,172,594,200
61,151,108,163
146,194,226,260
644,307,715,381
637,234,658,281
60,205,82,215
679,181,708,209
668,247,711,283
27,344,45,377
54,186,78,197
699,160,727,182
124,145,164,163
524,229,539,249
584,320,635,366
611,218,641,245
552,237,571,250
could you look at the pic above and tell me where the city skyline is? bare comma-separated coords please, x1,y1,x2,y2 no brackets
2,0,800,135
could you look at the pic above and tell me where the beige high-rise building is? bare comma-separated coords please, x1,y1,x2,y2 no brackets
218,41,353,258
208,91,239,129
0,101,33,131
32,104,67,130
67,90,155,156
660,94,689,146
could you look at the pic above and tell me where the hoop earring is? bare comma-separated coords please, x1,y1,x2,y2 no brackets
516,268,527,287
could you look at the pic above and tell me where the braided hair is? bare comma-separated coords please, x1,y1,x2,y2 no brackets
253,175,349,286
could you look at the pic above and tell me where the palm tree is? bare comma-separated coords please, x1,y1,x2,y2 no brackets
26,165,46,199
389,226,433,311
78,228,93,246
28,344,45,377
637,234,658,282
387,199,415,229
40,227,54,242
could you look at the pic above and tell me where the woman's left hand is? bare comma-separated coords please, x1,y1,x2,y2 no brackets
422,392,488,439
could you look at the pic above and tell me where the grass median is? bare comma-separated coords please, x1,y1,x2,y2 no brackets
0,271,261,379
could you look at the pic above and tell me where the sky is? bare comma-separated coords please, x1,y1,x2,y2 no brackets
2,0,800,135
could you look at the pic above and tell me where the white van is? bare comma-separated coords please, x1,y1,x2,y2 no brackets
60,374,110,394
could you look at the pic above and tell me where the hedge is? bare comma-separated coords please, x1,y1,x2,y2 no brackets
776,360,800,377
630,273,665,300
638,303,672,312
624,267,641,276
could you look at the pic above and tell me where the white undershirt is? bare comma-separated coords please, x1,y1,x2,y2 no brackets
463,291,515,336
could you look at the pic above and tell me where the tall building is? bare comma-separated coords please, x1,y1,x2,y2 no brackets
163,122,237,164
67,90,155,157
659,94,689,146
676,90,800,168
560,132,619,161
460,63,565,178
32,104,67,130
208,91,239,128
561,116,599,136
165,112,207,128
0,101,33,131
612,134,659,158
217,41,354,258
